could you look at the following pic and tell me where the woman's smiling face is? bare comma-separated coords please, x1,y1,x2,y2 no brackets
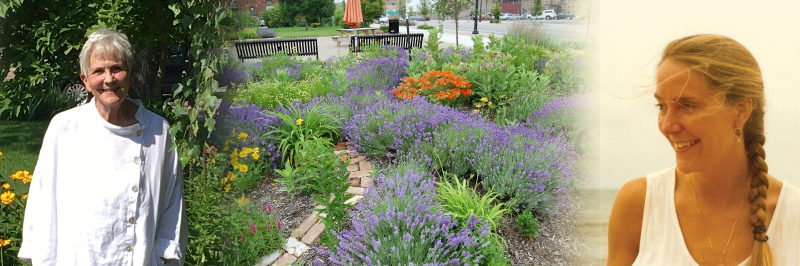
655,59,742,174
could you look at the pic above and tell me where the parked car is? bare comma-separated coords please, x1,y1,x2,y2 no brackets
499,13,510,20
536,9,556,20
556,13,575,20
379,16,389,24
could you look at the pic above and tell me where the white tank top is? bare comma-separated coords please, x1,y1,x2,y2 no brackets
632,167,800,266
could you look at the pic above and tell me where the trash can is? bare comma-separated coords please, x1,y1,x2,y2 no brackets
388,19,399,34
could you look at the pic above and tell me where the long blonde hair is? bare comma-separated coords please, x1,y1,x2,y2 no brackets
660,34,773,266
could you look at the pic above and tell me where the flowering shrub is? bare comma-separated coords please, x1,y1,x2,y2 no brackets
216,63,256,87
0,150,31,264
222,131,269,192
391,70,472,107
321,167,492,265
332,48,409,93
212,101,283,170
257,27,277,38
220,201,284,265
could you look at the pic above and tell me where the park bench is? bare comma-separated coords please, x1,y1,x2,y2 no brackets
349,33,424,53
234,37,319,61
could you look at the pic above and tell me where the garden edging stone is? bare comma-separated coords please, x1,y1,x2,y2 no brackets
265,141,375,266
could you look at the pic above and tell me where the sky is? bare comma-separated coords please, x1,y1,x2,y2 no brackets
586,0,800,189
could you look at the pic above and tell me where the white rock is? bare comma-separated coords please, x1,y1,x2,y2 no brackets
253,250,282,266
283,237,310,257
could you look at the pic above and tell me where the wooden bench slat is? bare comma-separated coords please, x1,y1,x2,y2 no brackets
234,37,319,61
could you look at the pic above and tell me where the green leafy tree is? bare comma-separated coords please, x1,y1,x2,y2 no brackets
492,0,501,18
262,4,298,27
532,0,543,16
360,0,385,27
398,0,406,18
434,0,472,45
418,0,432,22
279,0,335,30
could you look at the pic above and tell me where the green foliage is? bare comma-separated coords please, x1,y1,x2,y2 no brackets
232,11,260,28
0,159,30,265
184,145,229,264
490,18,500,23
262,102,342,166
433,0,472,45
492,1,502,18
220,201,285,266
293,137,340,193
433,174,512,233
334,4,346,28
516,210,540,237
418,0,432,19
274,162,309,198
278,0,335,30
308,160,354,252
532,0,543,16
262,4,298,28
360,0,386,27
417,24,434,29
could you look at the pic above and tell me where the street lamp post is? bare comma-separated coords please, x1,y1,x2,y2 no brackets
472,0,479,34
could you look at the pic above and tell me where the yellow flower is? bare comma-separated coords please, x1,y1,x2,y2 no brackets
238,164,249,173
240,147,252,158
488,102,492,106
480,98,488,102
0,238,9,247
11,170,33,184
295,118,303,126
499,95,504,98
22,194,27,200
252,153,260,160
237,195,250,206
2,183,9,190
224,183,231,192
0,150,3,158
228,171,237,181
238,132,248,141
473,110,478,114
292,46,297,50
223,140,231,152
230,149,239,159
221,178,228,184
230,157,239,166
475,104,482,108
1,191,15,205
450,65,454,70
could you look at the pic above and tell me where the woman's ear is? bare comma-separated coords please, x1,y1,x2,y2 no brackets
736,98,754,125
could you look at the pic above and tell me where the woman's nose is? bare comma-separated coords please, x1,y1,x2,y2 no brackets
660,109,681,134
103,69,115,84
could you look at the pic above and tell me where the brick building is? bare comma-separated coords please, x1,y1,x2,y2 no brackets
221,0,278,16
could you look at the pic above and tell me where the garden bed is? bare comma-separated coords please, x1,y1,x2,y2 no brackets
208,25,589,265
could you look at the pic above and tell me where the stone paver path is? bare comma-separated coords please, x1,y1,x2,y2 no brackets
256,141,374,266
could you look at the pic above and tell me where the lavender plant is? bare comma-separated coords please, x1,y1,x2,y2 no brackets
321,168,491,265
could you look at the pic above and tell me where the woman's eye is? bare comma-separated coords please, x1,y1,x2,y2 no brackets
681,103,694,110
654,104,666,111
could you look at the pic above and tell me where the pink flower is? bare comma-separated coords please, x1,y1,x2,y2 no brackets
261,206,266,214
247,208,250,215
251,220,257,234
267,203,272,212
266,222,271,231
225,236,230,245
240,232,244,242
277,218,282,229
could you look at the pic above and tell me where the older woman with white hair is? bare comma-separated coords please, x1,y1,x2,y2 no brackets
18,28,186,266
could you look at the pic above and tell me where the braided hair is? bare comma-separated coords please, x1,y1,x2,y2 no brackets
660,34,773,266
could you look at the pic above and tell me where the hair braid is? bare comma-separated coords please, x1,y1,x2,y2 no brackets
744,107,773,266
661,34,774,266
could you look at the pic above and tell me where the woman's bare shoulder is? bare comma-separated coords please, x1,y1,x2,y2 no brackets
606,177,647,266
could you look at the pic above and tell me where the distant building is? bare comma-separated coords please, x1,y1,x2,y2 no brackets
518,0,582,15
221,0,278,16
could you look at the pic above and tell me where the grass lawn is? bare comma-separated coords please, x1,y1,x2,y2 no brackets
273,26,344,38
0,121,48,177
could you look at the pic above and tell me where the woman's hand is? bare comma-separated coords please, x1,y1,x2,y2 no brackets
606,177,647,266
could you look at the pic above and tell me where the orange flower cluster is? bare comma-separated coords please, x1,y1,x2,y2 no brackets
391,70,472,105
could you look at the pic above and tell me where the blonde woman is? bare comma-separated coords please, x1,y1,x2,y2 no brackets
607,35,800,266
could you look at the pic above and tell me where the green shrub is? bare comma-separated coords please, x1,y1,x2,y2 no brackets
262,4,297,28
417,24,434,29
262,102,342,166
233,11,260,28
490,18,500,23
516,210,540,237
220,201,285,265
236,28,258,39
433,174,512,233
378,25,389,32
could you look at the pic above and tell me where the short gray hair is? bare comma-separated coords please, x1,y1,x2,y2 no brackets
79,28,134,76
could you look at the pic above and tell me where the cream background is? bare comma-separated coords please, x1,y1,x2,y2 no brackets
586,1,800,189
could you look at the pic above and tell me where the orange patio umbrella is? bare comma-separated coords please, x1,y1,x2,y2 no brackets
343,0,363,28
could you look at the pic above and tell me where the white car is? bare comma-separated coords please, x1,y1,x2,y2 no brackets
379,16,388,24
536,9,556,20
499,13,510,20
